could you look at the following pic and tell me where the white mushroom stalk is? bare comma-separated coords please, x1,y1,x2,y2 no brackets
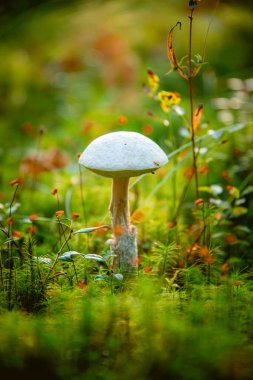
79,131,168,272
109,177,137,269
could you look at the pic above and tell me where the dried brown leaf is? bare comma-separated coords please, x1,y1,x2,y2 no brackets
167,23,188,80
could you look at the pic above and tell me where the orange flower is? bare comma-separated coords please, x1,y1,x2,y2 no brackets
199,245,209,257
29,213,38,222
144,266,152,273
168,220,177,228
13,230,23,238
131,256,141,266
55,210,65,218
142,124,153,135
199,165,209,174
71,212,80,220
28,225,37,234
114,224,124,236
6,217,13,225
131,209,145,224
9,178,23,186
118,115,127,124
224,233,237,245
21,122,34,134
195,198,204,206
203,255,215,265
221,170,230,180
51,188,58,196
183,167,194,179
82,121,93,134
221,262,230,272
77,279,88,289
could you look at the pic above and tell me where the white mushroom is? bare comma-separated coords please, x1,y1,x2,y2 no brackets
79,131,168,271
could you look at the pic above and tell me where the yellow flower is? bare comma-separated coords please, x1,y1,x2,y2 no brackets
158,91,181,113
147,69,159,94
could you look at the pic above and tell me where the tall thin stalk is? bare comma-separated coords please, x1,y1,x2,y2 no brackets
188,8,199,201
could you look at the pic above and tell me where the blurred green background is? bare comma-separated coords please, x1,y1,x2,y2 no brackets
0,0,252,159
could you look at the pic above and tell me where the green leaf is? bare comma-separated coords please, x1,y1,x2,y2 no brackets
113,273,124,281
94,275,107,281
35,257,52,264
73,225,110,234
227,123,244,133
234,225,251,234
231,207,248,217
58,251,82,262
84,254,105,262
242,186,253,196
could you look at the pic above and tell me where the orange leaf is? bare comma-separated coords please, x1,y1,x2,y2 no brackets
167,23,188,80
193,104,203,130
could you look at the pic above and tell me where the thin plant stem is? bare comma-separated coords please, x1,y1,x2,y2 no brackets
0,248,3,290
188,8,199,201
43,229,72,287
78,164,89,250
78,164,87,226
72,261,78,282
7,184,20,310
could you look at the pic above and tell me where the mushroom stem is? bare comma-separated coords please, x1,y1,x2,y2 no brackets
109,178,137,271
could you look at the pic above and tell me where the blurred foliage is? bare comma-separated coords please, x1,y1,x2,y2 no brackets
0,283,253,379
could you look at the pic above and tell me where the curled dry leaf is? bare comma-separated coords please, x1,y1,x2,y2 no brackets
167,22,188,80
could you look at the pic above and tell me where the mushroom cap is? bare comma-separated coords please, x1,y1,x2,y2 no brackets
79,131,168,178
